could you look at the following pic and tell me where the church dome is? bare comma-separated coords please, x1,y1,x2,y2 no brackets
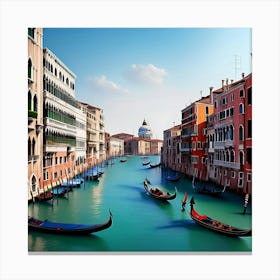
138,119,153,139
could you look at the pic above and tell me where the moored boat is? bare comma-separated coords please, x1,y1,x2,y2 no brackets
149,163,161,168
192,177,226,196
189,197,252,237
28,210,113,235
143,178,177,201
142,160,151,166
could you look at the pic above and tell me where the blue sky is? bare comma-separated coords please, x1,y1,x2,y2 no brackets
43,28,251,139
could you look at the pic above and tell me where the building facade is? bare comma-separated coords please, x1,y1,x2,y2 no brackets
181,96,214,180
208,74,252,193
162,125,181,170
42,48,78,190
28,28,44,200
81,103,106,166
105,134,124,159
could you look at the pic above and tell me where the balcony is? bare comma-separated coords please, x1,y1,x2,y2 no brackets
214,139,234,149
213,160,240,170
180,147,191,153
28,155,39,162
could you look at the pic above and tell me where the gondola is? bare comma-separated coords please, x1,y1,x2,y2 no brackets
149,163,161,168
28,210,113,235
143,178,177,201
189,197,252,237
120,158,127,163
142,160,151,166
192,177,225,196
166,173,181,182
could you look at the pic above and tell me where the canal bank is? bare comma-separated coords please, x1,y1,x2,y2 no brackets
28,155,252,252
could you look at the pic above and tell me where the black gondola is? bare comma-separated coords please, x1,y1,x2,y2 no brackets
149,163,161,168
192,177,226,196
28,210,113,235
142,160,151,166
189,197,252,237
143,178,177,201
120,158,127,163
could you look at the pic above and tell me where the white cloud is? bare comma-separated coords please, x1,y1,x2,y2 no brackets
126,64,167,86
89,75,129,94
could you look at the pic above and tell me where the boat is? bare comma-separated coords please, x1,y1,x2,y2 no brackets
120,158,127,163
166,173,181,182
192,177,225,196
189,197,252,237
149,163,161,168
142,160,151,166
50,187,68,197
28,210,113,235
37,191,53,202
143,178,177,201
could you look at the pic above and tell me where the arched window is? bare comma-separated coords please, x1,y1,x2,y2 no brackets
229,125,234,140
31,175,37,192
28,91,32,111
28,58,32,79
239,103,244,114
240,150,244,165
32,138,36,155
239,125,244,141
230,150,235,162
226,150,230,162
33,94,37,112
28,138,31,156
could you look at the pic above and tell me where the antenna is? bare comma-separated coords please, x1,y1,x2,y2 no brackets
200,90,202,99
233,55,241,80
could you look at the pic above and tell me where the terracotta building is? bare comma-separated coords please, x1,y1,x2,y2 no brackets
181,95,214,180
207,74,252,193
28,28,44,200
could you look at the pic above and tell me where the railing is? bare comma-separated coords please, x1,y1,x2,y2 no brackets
213,160,240,170
28,110,38,119
28,155,39,162
214,139,234,149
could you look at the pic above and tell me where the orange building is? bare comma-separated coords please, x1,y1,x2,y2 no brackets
181,96,214,180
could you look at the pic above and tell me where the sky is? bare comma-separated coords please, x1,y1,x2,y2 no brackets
43,28,251,139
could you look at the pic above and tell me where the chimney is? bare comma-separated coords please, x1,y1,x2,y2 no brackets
226,78,229,89
209,87,214,104
222,80,225,88
242,72,245,79
231,79,234,84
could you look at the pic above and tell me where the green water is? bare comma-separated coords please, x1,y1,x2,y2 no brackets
28,155,252,252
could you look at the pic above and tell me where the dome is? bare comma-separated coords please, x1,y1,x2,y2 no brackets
138,119,153,139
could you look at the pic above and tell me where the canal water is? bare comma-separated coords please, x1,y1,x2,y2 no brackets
28,155,252,252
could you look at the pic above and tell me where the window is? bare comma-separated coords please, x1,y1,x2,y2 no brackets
28,58,32,79
43,172,49,180
223,169,227,176
31,175,36,192
231,171,235,178
238,172,244,188
28,28,35,39
240,89,244,98
28,91,32,110
192,142,196,150
247,173,252,182
239,103,244,114
205,106,209,115
239,125,244,141
231,94,234,102
246,147,252,165
230,150,235,162
248,120,252,138
239,150,244,165
247,87,252,105
33,94,37,112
